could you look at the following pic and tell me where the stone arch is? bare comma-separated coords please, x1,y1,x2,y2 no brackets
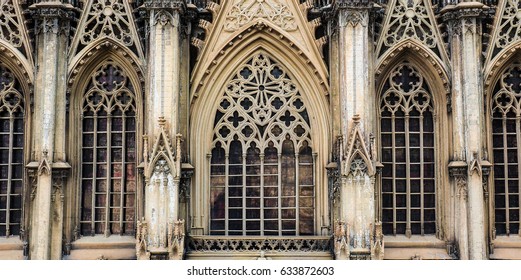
484,41,521,95
376,39,451,99
0,40,34,98
190,35,331,235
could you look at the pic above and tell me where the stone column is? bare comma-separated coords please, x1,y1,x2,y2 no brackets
137,0,185,260
145,0,183,137
334,1,382,259
443,2,487,259
28,2,73,260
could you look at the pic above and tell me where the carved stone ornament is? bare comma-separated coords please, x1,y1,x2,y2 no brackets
29,3,74,35
334,221,350,260
0,0,23,47
143,117,181,181
338,8,369,27
151,10,180,27
168,219,185,260
376,0,447,60
342,115,374,177
448,161,468,200
371,222,384,260
384,0,437,48
136,219,150,260
224,0,297,31
494,0,521,51
142,0,185,10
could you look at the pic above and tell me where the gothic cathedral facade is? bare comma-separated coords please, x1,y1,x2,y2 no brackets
0,0,520,260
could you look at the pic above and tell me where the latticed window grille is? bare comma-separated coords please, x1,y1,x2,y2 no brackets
492,62,521,236
80,62,137,236
210,53,315,236
380,62,436,237
0,64,24,237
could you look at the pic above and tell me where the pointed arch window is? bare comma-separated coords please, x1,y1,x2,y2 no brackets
80,62,137,236
210,54,315,236
0,64,24,237
491,62,521,236
379,62,436,236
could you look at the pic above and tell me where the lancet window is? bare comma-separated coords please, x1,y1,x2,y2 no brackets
210,54,315,236
0,64,24,237
491,62,521,236
379,62,436,236
80,62,137,236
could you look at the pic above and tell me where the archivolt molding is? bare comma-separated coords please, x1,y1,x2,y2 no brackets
376,40,451,98
190,26,329,101
68,38,145,96
484,42,521,93
0,41,34,96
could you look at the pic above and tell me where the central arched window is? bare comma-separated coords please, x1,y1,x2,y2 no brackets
0,63,24,237
491,62,521,236
380,62,436,237
209,53,315,236
79,61,137,236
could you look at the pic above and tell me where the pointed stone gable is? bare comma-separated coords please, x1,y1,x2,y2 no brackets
343,115,374,177
144,118,181,180
376,0,448,62
483,0,521,91
224,0,298,31
0,0,33,63
492,0,521,56
190,0,329,99
70,0,144,59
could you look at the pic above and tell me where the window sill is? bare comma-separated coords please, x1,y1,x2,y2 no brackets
0,237,24,260
71,235,135,250
491,236,521,260
65,235,136,260
383,235,451,259
0,237,23,250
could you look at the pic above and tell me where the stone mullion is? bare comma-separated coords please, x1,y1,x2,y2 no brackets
295,153,300,236
420,114,425,235
5,114,14,236
104,114,112,237
392,113,397,235
505,116,510,235
405,113,411,238
278,153,282,236
260,154,265,235
507,115,521,235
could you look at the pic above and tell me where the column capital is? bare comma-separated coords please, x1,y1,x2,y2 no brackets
335,0,375,10
29,2,75,35
441,2,488,22
141,0,186,12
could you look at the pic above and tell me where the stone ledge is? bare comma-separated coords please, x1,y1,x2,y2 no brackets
70,235,136,250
